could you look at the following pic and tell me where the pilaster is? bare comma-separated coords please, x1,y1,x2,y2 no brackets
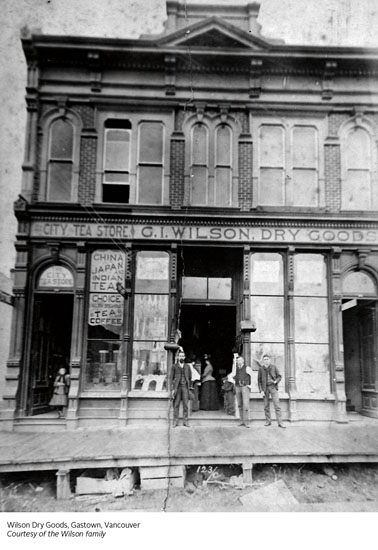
119,245,132,424
287,247,298,421
331,247,348,422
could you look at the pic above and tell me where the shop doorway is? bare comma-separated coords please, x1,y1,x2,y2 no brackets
343,300,377,415
179,304,236,400
28,294,73,415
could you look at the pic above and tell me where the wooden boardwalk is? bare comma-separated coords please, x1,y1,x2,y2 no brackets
0,417,378,474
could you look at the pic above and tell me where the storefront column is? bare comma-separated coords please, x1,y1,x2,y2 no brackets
1,289,26,428
242,246,251,367
330,248,347,422
4,235,29,423
66,288,84,427
66,243,86,428
120,245,132,424
287,248,298,421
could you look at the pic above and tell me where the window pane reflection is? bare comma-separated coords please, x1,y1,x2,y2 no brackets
294,254,327,296
294,297,328,343
133,295,168,340
251,296,284,342
135,251,169,293
251,253,283,295
295,344,330,395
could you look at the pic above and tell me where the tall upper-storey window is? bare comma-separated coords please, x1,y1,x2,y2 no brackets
99,114,170,205
252,117,324,208
215,126,232,206
103,120,131,203
137,122,164,204
191,124,209,205
47,119,74,201
187,119,237,207
341,127,377,210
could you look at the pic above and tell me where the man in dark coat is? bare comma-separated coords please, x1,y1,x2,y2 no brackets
170,348,192,427
258,354,286,428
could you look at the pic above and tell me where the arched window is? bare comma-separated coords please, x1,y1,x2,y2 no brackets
190,124,209,205
342,127,375,210
47,119,74,201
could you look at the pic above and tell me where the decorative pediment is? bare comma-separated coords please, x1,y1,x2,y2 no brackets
155,17,272,51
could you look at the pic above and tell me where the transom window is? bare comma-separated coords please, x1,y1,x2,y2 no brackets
342,271,376,296
182,276,232,300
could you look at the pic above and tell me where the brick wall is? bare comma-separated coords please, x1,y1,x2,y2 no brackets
78,136,97,205
238,140,253,211
325,144,341,211
170,136,185,209
328,113,349,137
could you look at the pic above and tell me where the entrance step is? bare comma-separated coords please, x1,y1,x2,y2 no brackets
13,417,67,432
189,411,239,426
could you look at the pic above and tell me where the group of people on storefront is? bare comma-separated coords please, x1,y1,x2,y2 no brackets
170,348,286,429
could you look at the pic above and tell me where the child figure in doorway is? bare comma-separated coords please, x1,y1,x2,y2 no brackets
221,373,236,415
49,367,70,418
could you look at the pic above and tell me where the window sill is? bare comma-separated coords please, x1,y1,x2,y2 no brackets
128,391,169,398
80,391,121,398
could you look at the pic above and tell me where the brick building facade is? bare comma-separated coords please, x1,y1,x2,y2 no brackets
1,1,378,430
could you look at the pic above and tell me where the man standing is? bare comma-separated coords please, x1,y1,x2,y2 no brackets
231,354,253,428
170,348,192,428
258,354,286,428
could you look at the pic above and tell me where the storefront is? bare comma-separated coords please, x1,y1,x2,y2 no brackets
3,214,376,429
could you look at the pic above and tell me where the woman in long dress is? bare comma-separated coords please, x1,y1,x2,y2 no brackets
49,367,70,417
200,354,218,410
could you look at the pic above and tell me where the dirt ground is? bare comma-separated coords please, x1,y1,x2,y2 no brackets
1,463,378,512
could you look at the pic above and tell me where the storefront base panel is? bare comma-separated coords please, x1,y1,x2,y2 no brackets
126,397,171,427
1,394,357,431
293,398,339,422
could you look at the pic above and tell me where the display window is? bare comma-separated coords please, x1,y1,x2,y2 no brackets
85,250,126,390
131,251,169,392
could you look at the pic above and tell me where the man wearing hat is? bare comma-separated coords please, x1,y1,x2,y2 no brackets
170,348,192,427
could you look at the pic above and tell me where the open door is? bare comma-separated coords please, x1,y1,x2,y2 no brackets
28,294,73,415
343,300,377,416
179,304,236,393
